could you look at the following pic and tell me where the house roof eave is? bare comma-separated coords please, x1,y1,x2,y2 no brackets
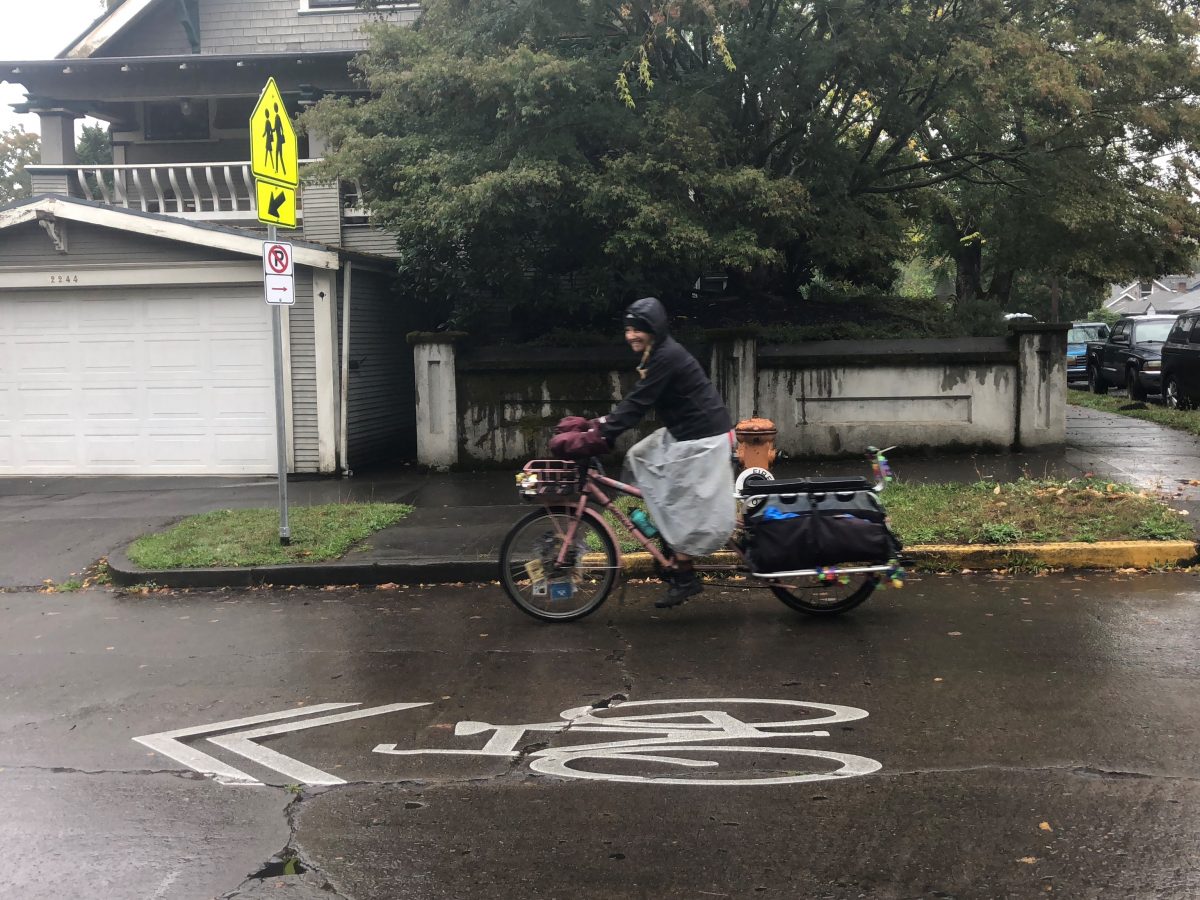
60,0,163,60
0,195,341,270
2,51,363,108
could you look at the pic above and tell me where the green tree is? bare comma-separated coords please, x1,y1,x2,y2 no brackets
0,127,40,205
908,2,1200,305
76,123,112,166
309,0,1200,328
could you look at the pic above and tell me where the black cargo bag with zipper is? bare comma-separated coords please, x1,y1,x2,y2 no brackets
745,490,901,574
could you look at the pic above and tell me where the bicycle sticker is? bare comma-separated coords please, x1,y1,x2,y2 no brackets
376,698,881,786
524,559,546,582
549,581,575,600
532,581,548,597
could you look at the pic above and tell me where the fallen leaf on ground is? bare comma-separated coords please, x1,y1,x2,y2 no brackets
1017,857,1038,865
1039,822,1052,832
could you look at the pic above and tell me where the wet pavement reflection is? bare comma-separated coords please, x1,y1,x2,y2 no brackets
1,572,1198,898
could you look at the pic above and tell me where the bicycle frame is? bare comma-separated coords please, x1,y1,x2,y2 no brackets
543,451,902,583
550,469,674,571
549,467,773,580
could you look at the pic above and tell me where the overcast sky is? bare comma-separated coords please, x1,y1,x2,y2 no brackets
0,0,108,134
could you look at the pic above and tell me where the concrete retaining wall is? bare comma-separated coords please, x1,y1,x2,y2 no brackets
755,338,1020,456
411,325,1068,466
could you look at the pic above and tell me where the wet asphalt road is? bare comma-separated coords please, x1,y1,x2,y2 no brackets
2,574,1200,900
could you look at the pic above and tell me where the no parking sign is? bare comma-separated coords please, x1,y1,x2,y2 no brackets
262,241,294,305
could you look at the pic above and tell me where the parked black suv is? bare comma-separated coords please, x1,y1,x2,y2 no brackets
1161,312,1200,409
1085,314,1176,400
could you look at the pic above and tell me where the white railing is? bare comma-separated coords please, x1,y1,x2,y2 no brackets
26,160,321,221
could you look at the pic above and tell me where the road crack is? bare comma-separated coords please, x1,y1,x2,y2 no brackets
873,764,1199,783
221,791,353,900
0,763,212,779
605,618,635,695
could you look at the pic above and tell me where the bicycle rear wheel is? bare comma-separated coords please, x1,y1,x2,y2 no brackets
769,573,878,616
499,507,618,622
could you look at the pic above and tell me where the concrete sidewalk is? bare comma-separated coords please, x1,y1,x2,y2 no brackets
5,400,1200,590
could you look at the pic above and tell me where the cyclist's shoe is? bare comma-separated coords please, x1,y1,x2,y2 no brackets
656,571,702,608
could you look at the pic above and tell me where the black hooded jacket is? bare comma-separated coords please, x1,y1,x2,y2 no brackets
600,297,733,444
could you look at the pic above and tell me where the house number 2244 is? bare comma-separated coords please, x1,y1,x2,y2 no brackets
49,275,80,284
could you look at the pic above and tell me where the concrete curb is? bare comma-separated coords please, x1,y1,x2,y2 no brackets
623,541,1197,575
106,546,497,589
624,542,1195,578
108,540,1197,589
903,540,1198,570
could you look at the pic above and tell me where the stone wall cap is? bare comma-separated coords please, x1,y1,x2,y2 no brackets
407,331,469,346
458,345,632,372
704,326,763,340
1008,321,1071,334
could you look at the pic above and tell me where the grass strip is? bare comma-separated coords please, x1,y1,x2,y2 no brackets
127,503,413,569
1068,389,1200,437
885,478,1191,545
599,478,1190,554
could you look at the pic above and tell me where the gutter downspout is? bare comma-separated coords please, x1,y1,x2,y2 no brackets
339,260,352,476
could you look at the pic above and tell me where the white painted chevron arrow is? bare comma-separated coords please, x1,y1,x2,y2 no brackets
134,702,430,786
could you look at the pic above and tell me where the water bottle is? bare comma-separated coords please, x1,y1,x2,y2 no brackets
630,508,659,538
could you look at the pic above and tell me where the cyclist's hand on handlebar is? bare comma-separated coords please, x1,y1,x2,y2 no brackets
549,421,609,459
554,416,591,434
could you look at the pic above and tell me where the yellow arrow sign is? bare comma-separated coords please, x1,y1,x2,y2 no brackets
256,181,297,229
250,77,298,188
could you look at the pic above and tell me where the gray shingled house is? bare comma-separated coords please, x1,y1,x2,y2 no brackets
0,0,419,475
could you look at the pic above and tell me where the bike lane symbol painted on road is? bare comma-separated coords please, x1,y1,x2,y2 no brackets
133,702,431,786
134,698,880,787
377,698,882,786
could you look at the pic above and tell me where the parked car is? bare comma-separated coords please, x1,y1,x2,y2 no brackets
1067,322,1109,383
1085,314,1177,400
1161,312,1200,409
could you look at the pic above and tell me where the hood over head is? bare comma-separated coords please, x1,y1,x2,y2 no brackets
623,297,669,337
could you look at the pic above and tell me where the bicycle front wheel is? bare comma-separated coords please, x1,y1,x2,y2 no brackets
499,507,618,622
769,573,878,616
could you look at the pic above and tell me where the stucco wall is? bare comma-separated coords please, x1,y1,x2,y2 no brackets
452,348,660,466
756,338,1021,456
413,329,1067,466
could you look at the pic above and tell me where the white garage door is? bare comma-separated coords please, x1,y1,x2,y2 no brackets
0,287,276,475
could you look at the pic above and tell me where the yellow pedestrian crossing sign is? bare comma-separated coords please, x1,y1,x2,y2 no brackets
250,77,297,189
256,181,297,229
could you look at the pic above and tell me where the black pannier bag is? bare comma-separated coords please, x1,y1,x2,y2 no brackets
745,490,901,574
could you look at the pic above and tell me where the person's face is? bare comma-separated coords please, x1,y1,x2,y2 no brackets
625,326,652,352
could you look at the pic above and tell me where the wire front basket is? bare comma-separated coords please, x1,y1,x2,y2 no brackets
516,459,582,500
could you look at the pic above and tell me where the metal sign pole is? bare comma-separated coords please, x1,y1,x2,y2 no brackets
268,222,291,545
251,77,298,547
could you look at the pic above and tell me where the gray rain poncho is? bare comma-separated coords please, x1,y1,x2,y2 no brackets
600,298,736,557
625,427,736,557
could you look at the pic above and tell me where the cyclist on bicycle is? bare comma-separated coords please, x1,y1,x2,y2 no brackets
555,297,735,607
